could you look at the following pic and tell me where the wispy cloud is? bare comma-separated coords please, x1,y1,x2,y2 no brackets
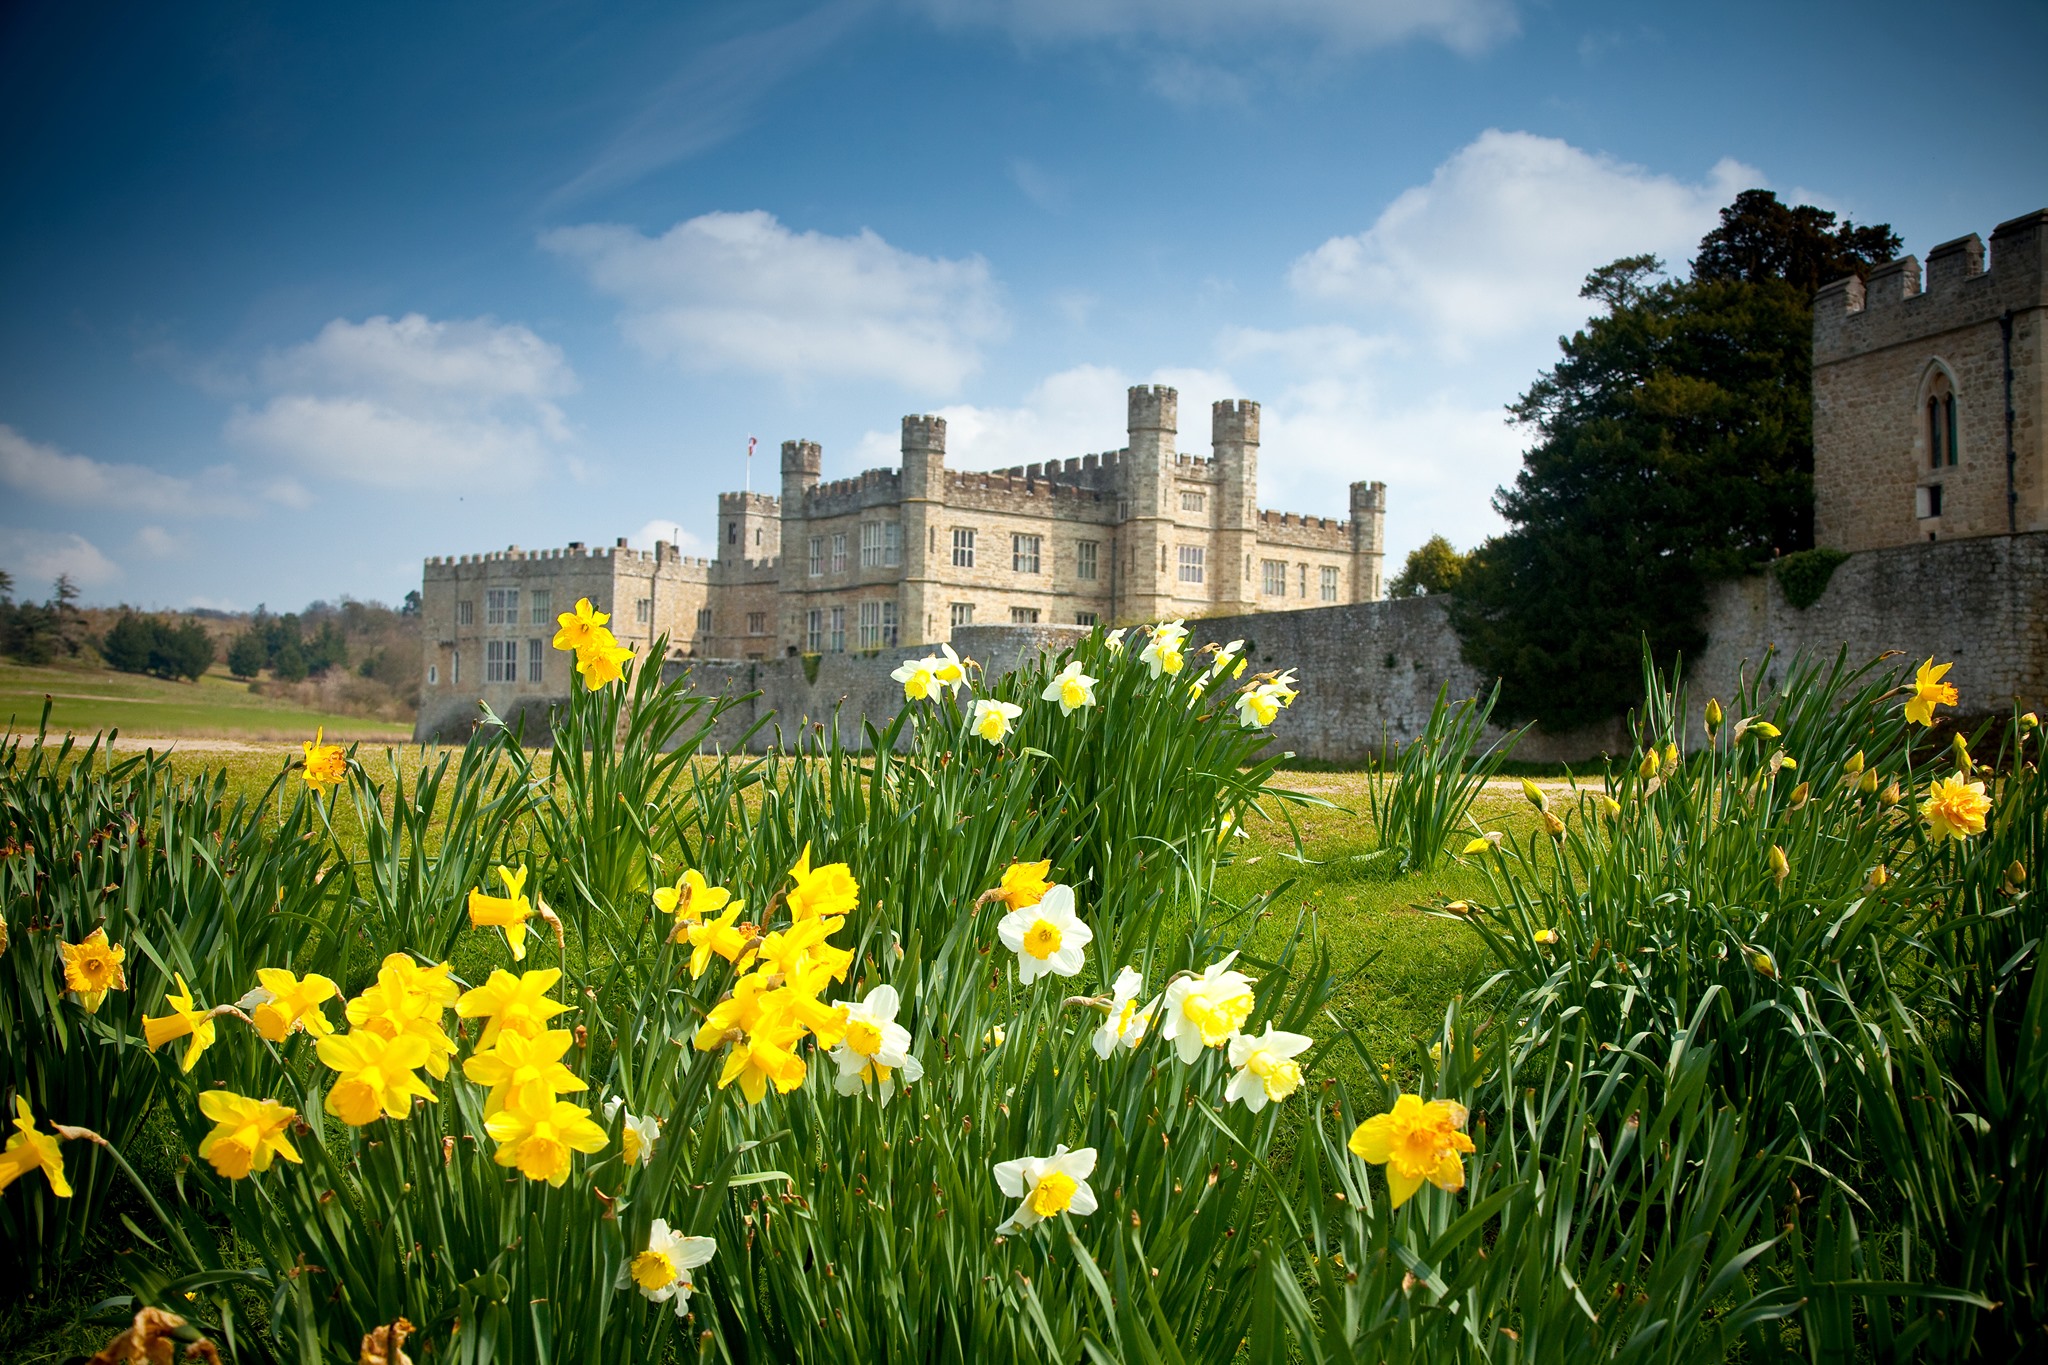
0,527,123,592
547,1,872,208
0,422,292,518
1007,158,1070,212
912,0,1518,57
545,210,1005,393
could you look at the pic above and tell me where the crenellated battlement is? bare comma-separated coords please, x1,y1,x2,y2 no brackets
717,490,780,514
902,413,946,450
1815,208,2048,363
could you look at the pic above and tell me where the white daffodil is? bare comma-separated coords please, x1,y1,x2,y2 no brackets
932,643,969,695
1103,627,1127,652
604,1096,660,1167
1139,620,1189,678
993,1144,1099,1234
1208,640,1246,679
1159,952,1258,1064
996,883,1092,985
1092,966,1157,1058
829,984,924,1103
1224,1024,1313,1112
617,1218,715,1317
891,656,943,702
1041,662,1098,715
1235,669,1299,730
970,698,1023,744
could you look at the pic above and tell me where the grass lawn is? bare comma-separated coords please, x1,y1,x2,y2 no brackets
0,661,414,744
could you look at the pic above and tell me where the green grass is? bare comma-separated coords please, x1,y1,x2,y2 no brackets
0,662,414,744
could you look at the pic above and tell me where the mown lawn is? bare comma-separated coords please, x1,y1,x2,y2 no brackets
0,662,413,744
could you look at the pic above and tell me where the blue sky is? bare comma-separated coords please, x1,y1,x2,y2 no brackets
2,0,2042,611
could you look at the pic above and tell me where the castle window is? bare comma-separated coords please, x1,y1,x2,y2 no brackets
808,537,824,577
883,601,898,647
486,639,517,683
486,588,519,626
526,638,543,683
1076,540,1098,580
1917,484,1944,519
950,602,974,628
1012,534,1042,574
755,527,763,546
1117,499,1130,521
636,598,653,625
953,528,976,568
1298,564,1308,598
806,609,823,652
831,533,848,574
727,521,738,545
1925,371,1959,469
428,664,439,686
451,650,460,683
861,522,885,568
529,590,551,624
1010,607,1041,624
695,606,712,633
747,611,767,636
1320,566,1339,602
1075,611,1098,627
1180,490,1206,513
829,606,846,653
457,600,474,627
1261,559,1286,595
1177,545,1205,584
859,600,884,649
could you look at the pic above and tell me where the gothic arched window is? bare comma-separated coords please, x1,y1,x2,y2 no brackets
1925,371,1958,469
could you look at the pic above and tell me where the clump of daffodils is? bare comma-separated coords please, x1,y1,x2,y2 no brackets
1234,670,1299,730
892,644,968,702
552,597,635,691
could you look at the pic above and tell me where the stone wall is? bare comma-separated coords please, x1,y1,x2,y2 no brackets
418,532,2048,765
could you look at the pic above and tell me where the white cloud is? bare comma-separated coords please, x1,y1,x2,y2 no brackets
0,527,123,593
544,211,1004,393
133,525,185,558
226,314,576,491
1,423,208,515
626,519,712,559
1007,158,1070,213
913,0,1517,55
1288,130,1758,353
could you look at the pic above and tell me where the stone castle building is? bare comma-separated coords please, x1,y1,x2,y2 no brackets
1814,207,2046,550
417,386,1387,700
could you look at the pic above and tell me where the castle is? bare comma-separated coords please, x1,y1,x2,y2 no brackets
416,387,1387,697
1814,207,2046,549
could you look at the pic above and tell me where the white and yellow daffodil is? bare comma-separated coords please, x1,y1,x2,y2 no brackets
1224,1024,1313,1112
829,984,924,1102
996,883,1092,985
1091,966,1157,1058
616,1218,715,1317
970,698,1023,744
1160,952,1257,1064
993,1144,1099,1234
1041,662,1098,715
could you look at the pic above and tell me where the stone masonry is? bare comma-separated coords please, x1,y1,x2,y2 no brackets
1814,208,2047,551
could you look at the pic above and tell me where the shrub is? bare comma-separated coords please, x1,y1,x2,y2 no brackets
1772,546,1849,609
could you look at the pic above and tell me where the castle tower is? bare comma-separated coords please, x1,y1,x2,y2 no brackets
776,440,823,650
1349,481,1387,602
1118,385,1178,622
898,414,946,645
1213,400,1260,612
717,490,782,563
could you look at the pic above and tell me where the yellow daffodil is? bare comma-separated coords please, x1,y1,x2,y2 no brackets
970,698,1023,743
0,1097,71,1197
59,926,126,1013
456,967,569,1049
989,859,1053,911
1903,658,1958,726
469,864,537,961
552,598,611,653
753,915,853,985
143,973,217,1073
1160,953,1257,1064
1347,1094,1475,1207
1041,661,1098,714
347,953,460,1078
993,1145,1098,1234
996,883,1092,985
1225,1024,1313,1112
617,1219,715,1317
195,1091,301,1180
575,637,634,690
1864,865,1890,892
686,902,758,979
1859,768,1881,794
462,1028,586,1115
716,1017,811,1105
315,1030,436,1126
302,728,346,792
786,844,859,922
828,984,923,1102
654,869,731,940
485,1085,607,1185
1923,773,1991,842
1879,781,1903,807
249,968,339,1042
1091,966,1157,1057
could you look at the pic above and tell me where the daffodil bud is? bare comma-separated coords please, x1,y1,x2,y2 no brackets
1858,768,1880,794
2008,861,2027,888
1879,782,1903,807
1843,750,1865,776
1533,928,1559,946
1461,833,1501,856
1637,751,1659,781
1599,794,1622,821
1540,809,1566,840
1704,698,1723,734
1752,721,1781,739
1787,781,1810,810
1521,778,1547,812
2021,712,2039,731
1768,844,1789,886
1863,864,1889,892
1750,949,1778,980
1661,741,1680,774
1951,732,1972,774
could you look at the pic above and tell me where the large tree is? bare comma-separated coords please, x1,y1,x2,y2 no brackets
1449,194,1899,730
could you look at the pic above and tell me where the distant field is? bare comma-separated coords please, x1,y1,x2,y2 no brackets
0,661,414,744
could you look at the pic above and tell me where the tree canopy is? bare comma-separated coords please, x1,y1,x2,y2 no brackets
1388,535,1469,599
1448,192,1899,730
